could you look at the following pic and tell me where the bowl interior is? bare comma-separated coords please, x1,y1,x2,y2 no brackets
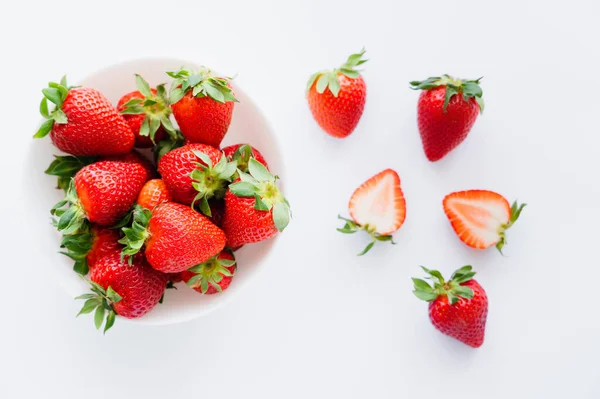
25,58,284,325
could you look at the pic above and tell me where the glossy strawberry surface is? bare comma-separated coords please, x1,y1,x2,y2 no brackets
136,179,172,211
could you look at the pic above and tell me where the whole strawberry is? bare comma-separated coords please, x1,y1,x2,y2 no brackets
52,157,151,231
77,250,167,333
34,77,135,156
410,75,484,161
222,159,291,247
120,203,226,273
158,143,236,215
181,250,236,294
168,67,237,147
137,179,172,211
306,49,367,138
222,144,269,172
117,74,177,148
412,265,488,348
59,223,121,275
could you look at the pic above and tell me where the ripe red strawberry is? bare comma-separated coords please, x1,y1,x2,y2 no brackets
52,157,151,231
158,143,236,215
222,144,269,172
168,67,237,147
222,159,291,247
443,190,526,253
412,265,488,348
77,250,167,332
117,75,177,148
137,179,172,211
59,223,121,275
338,169,406,255
34,77,135,156
120,203,226,273
181,250,236,294
306,49,367,138
410,75,484,161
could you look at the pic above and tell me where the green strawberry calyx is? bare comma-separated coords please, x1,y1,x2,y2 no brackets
306,48,367,97
59,222,95,275
496,201,527,254
412,265,476,305
51,179,87,236
186,253,236,294
230,144,261,174
119,205,152,263
228,159,291,232
120,74,178,142
336,215,395,256
167,67,238,104
76,277,121,334
34,76,74,139
45,155,97,192
153,130,185,164
409,75,485,113
190,150,238,217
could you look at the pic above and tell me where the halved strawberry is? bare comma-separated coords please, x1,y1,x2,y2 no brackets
338,169,406,255
443,190,526,253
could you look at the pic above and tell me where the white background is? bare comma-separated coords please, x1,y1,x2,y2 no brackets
1,0,599,398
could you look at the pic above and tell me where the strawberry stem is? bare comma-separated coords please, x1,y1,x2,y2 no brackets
337,215,395,256
412,265,476,305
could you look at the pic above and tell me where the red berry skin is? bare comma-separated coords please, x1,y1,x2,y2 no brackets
222,189,278,247
181,251,235,294
166,273,183,283
145,202,226,273
86,226,122,270
307,74,366,138
117,90,167,148
90,251,166,319
222,144,269,170
417,86,480,162
171,91,234,148
136,179,172,211
50,88,135,156
428,279,488,348
158,143,222,205
104,151,156,179
75,158,150,226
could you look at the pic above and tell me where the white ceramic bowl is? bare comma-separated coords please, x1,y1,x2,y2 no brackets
25,58,284,325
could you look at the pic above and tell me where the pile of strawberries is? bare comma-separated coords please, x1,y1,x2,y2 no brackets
306,50,526,348
35,67,291,332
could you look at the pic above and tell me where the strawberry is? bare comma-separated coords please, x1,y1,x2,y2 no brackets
158,143,236,215
51,157,151,231
167,67,237,147
443,190,526,253
222,159,291,247
117,74,177,148
137,179,172,211
222,144,269,172
76,251,167,333
412,265,488,348
306,49,368,138
59,223,121,275
410,75,484,161
120,203,226,273
181,250,236,294
34,77,135,156
338,169,406,255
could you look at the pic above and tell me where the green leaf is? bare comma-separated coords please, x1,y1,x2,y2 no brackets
220,160,238,180
316,74,329,94
413,290,438,302
229,182,258,197
104,311,116,334
170,88,185,104
138,117,150,138
45,156,93,177
40,98,50,118
452,285,474,300
34,119,54,138
106,286,122,303
340,68,360,78
60,75,68,87
254,194,270,211
238,170,259,185
475,96,485,113
77,298,100,317
120,105,144,115
219,259,236,267
75,293,96,300
462,81,483,98
357,240,375,256
187,73,202,87
94,306,105,329
412,278,433,292
447,292,459,305
193,150,214,167
149,116,160,139
272,202,290,232
201,278,209,294
510,202,527,224
306,72,321,92
199,196,211,217
51,109,68,124
135,74,153,98
160,115,176,136
443,86,459,112
203,82,225,103
73,259,89,275
248,158,272,182
42,87,63,107
328,72,341,97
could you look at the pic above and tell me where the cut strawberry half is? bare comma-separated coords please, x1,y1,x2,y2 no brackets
443,190,526,253
338,169,406,255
